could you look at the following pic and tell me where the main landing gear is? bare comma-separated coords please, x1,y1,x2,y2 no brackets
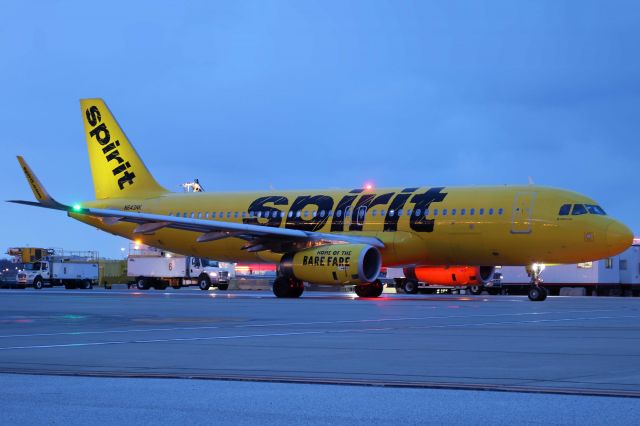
354,280,384,298
272,276,304,298
528,263,548,302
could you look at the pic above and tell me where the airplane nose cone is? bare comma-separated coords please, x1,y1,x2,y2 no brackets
606,221,633,255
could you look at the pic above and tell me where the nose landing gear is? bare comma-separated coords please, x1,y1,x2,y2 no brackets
527,263,547,302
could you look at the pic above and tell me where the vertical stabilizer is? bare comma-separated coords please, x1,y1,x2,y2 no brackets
80,98,168,199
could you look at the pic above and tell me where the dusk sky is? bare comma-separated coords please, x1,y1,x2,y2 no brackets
1,1,639,259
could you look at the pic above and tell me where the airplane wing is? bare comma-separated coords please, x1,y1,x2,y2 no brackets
76,207,385,252
9,157,384,253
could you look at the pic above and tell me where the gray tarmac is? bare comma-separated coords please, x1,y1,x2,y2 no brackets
1,288,639,423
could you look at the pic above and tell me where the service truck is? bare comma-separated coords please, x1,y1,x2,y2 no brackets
127,247,230,290
11,248,99,289
385,267,502,295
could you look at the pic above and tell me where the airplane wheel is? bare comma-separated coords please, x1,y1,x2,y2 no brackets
528,286,547,301
354,285,370,297
198,274,211,290
539,286,548,301
272,277,302,298
82,280,93,290
402,279,419,294
355,281,382,298
369,280,383,297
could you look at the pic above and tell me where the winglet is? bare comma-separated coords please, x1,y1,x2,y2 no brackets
10,156,68,210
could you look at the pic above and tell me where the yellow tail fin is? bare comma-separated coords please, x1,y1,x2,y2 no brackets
80,98,168,199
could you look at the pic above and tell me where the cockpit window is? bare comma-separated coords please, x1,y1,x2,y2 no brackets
585,204,607,215
572,204,588,215
558,204,571,216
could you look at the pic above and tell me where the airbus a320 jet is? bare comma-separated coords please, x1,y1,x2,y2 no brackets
10,99,633,301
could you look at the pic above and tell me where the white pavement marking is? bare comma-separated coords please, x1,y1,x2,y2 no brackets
0,309,619,339
1,314,639,351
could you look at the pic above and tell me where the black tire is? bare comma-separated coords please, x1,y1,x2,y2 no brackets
198,274,211,291
468,285,483,295
136,277,149,290
528,286,548,301
33,277,44,290
487,288,500,296
272,277,303,298
402,279,419,294
217,283,229,291
369,280,383,298
82,280,93,290
354,284,370,297
539,286,548,301
64,282,76,290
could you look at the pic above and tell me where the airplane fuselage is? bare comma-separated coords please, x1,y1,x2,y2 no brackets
73,185,629,267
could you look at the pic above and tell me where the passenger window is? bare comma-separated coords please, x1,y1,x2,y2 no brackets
406,209,412,216
183,212,188,218
226,212,231,218
442,209,447,216
280,211,285,218
389,210,395,217
572,204,588,215
479,208,484,216
424,208,429,216
451,209,456,216
336,210,342,218
498,208,503,216
371,210,377,217
558,204,571,216
296,211,301,218
312,211,317,218
242,212,247,218
196,212,201,219
415,209,421,216
380,209,386,216
461,208,466,215
205,213,209,219
488,208,494,215
397,209,403,216
272,211,278,218
233,212,238,218
288,211,293,218
470,208,475,215
212,212,217,219
434,209,438,216
328,210,333,217
304,211,309,218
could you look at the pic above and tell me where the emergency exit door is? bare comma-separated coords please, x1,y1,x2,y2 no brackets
511,192,536,234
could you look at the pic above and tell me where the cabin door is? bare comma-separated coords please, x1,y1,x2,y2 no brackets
511,192,536,234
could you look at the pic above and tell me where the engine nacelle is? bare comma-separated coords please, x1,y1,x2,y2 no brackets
281,244,381,285
404,265,495,286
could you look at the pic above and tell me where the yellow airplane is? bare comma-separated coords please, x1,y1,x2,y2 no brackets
10,99,633,301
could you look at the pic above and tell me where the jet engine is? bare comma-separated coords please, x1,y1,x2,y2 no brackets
281,244,381,285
